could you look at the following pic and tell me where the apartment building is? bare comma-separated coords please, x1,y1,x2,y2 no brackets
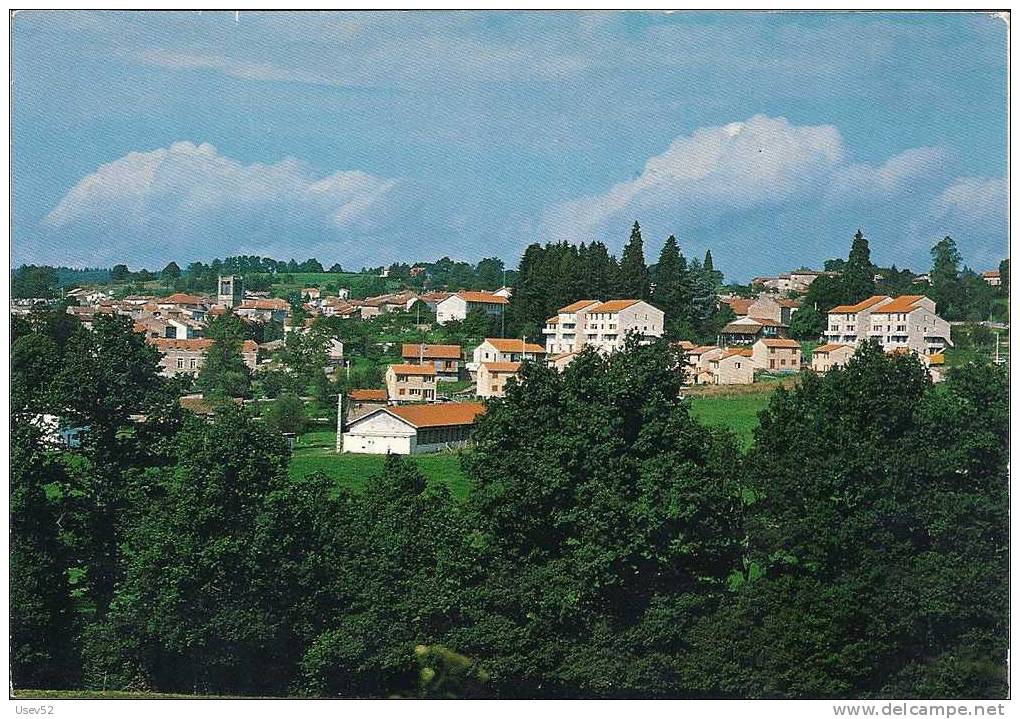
385,364,437,403
825,294,952,356
824,295,894,345
581,299,664,352
542,300,601,354
751,338,802,373
866,295,953,355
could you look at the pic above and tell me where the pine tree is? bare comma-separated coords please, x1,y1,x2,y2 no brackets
703,249,723,288
841,229,876,303
652,235,691,338
617,221,651,300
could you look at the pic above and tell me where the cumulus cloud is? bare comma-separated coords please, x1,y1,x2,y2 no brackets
40,141,411,268
541,115,1006,278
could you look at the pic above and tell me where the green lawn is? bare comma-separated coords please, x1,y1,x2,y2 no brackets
289,430,471,499
687,391,774,451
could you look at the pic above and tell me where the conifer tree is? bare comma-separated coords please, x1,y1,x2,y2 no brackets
617,221,651,300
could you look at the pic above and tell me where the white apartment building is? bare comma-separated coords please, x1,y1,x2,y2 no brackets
824,295,894,345
543,300,600,355
543,299,664,354
826,294,952,356
866,295,953,355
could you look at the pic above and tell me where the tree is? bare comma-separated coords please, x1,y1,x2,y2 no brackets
11,264,59,298
703,249,723,287
841,230,876,304
651,235,693,338
930,237,964,319
787,305,824,340
329,263,344,273
196,314,252,399
265,393,307,436
616,221,651,300
998,258,1009,295
161,261,181,281
110,264,130,283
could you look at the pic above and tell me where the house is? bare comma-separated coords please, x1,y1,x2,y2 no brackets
721,294,800,325
542,300,601,354
493,286,513,298
824,295,895,345
811,343,855,373
150,338,258,377
385,364,437,403
417,292,453,311
340,402,485,455
342,388,388,424
235,298,290,323
866,295,953,356
982,270,1001,287
470,338,546,376
685,345,724,372
752,338,802,373
549,351,579,372
476,362,521,398
301,287,321,300
157,293,209,321
719,316,787,345
707,348,754,385
435,291,508,325
401,343,463,381
580,299,664,352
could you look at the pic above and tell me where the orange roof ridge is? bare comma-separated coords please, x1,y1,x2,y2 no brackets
386,402,486,428
557,299,601,313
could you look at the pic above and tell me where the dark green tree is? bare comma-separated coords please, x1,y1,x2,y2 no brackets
161,261,181,281
616,222,651,300
196,313,252,399
841,229,876,304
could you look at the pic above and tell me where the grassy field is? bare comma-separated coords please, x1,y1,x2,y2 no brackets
289,430,471,499
687,390,774,451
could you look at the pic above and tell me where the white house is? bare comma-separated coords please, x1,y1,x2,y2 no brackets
811,343,855,373
469,338,546,377
825,294,952,356
341,402,486,455
435,291,508,325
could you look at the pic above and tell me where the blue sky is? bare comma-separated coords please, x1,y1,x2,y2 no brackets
12,10,1008,281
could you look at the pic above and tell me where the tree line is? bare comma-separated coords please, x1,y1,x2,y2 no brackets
506,222,732,344
11,311,1007,698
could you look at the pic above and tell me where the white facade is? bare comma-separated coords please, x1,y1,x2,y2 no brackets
825,295,893,345
543,299,664,354
342,410,417,455
435,292,508,325
826,295,952,356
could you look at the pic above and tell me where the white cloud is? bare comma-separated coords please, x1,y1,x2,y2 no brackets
41,141,408,267
540,115,1006,278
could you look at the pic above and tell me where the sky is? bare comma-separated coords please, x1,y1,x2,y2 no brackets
11,10,1009,281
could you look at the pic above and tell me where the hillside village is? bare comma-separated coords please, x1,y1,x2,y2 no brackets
11,229,1009,459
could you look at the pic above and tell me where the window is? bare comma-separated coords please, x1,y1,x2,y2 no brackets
176,357,185,369
189,358,198,369
398,389,405,396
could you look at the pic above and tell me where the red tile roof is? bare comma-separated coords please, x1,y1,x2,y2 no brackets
349,389,386,402
870,295,925,314
401,343,462,360
456,291,508,305
387,402,486,428
388,363,436,376
758,339,801,349
830,295,891,314
482,361,522,373
483,338,546,354
589,299,640,313
813,343,851,354
159,293,207,305
557,299,600,313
